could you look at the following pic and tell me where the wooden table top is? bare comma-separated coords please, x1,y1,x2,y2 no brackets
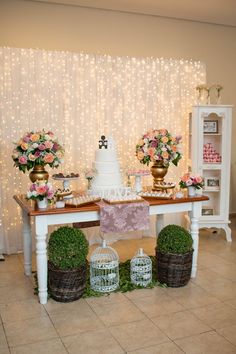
13,194,209,217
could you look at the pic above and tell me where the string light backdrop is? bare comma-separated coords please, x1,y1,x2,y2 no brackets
0,47,206,254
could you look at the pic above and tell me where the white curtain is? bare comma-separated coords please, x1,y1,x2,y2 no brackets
0,47,206,254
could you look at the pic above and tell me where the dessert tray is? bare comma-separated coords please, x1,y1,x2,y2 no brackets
103,195,144,204
65,196,101,208
139,191,173,200
55,189,72,200
52,173,79,180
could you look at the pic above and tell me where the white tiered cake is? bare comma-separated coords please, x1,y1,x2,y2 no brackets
91,136,123,197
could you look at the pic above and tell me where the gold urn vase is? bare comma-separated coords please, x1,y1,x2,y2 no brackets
29,165,49,183
151,161,168,191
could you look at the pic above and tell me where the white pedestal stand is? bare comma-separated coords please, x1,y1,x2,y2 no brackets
134,175,142,193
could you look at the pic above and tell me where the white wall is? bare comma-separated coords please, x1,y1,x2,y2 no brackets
1,0,236,211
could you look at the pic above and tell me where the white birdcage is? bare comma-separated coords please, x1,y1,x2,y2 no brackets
130,248,152,287
90,240,119,293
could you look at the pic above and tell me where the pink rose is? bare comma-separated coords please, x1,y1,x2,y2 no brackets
161,151,169,159
195,176,202,183
47,191,54,199
160,129,167,136
23,136,30,143
19,155,27,164
38,144,46,150
47,131,54,137
52,143,59,151
171,146,177,152
151,140,158,148
30,183,36,192
44,141,53,149
175,135,182,143
43,153,54,163
147,147,155,158
34,151,41,157
36,185,47,195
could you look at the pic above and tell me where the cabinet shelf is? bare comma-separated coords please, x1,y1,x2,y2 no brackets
203,189,220,193
203,133,222,136
201,215,221,219
202,164,222,170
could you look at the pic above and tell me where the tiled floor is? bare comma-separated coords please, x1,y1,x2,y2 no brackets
1,219,236,354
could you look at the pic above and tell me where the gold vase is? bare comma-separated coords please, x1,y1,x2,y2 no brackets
29,165,49,183
151,161,168,191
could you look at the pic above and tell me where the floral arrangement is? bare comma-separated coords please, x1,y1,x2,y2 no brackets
136,128,182,167
26,180,55,202
179,173,204,190
84,168,97,181
12,130,64,173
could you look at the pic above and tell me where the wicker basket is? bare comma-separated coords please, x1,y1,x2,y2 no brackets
48,261,87,302
156,248,193,287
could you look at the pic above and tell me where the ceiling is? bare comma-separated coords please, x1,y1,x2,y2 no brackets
29,0,236,27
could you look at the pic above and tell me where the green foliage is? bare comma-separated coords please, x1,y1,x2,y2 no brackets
48,226,89,270
157,224,193,254
172,152,182,166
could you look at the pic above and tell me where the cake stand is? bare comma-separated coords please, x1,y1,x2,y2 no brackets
152,182,176,192
52,176,79,199
127,170,150,193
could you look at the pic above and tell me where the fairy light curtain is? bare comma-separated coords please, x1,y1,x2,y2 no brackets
0,47,206,254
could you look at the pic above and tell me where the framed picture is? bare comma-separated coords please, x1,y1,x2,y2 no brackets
203,120,218,133
204,177,220,190
202,207,214,216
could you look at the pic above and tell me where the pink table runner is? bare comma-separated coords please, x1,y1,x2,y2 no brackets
97,200,150,234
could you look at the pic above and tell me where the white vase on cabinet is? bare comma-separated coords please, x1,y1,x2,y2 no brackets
188,186,196,197
37,198,48,209
189,105,233,242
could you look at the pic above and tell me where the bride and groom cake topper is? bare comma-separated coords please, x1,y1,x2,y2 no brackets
99,135,116,150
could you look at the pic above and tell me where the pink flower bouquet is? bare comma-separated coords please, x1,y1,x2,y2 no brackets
12,130,64,173
26,180,55,202
136,129,182,167
179,173,204,190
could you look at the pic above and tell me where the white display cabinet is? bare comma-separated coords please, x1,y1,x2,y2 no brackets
189,105,233,241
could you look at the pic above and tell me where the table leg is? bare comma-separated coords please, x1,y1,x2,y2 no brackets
156,214,164,237
22,210,32,276
35,216,48,304
189,202,201,278
223,225,232,242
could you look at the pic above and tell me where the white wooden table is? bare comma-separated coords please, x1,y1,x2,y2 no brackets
14,194,208,304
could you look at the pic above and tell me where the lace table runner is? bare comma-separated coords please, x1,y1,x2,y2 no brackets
97,200,150,234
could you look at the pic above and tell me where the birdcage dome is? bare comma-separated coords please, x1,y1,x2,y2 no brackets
90,240,119,293
131,248,152,287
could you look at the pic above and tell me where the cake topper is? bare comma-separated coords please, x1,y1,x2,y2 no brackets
107,136,116,150
99,135,108,149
